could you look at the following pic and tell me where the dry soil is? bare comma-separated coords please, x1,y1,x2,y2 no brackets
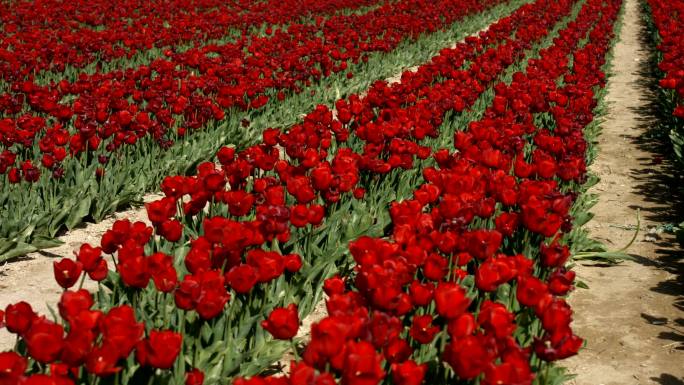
564,0,684,383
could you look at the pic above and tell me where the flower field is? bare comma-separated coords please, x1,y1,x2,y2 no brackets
0,0,516,260
1,0,682,384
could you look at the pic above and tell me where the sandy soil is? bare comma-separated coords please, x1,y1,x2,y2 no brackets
564,0,684,383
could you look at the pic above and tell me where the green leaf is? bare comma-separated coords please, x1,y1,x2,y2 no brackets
48,207,72,236
573,251,633,263
30,235,64,250
0,242,38,262
201,322,214,343
66,196,93,230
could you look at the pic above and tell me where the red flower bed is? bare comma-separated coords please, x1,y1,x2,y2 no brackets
647,0,684,119
0,0,381,78
0,0,506,184
242,0,621,382
0,0,624,382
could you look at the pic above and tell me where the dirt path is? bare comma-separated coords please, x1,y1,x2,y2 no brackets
565,0,684,383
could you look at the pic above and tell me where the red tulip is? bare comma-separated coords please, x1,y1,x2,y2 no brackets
100,305,144,359
225,264,259,294
76,244,102,272
4,301,35,335
158,219,183,242
548,268,576,295
434,282,471,319
409,315,439,344
261,304,299,340
283,253,303,273
136,330,182,369
408,281,434,307
186,368,205,385
85,345,121,377
58,289,93,322
148,252,178,293
53,258,83,289
443,335,495,379
447,313,476,339
61,329,96,366
477,301,516,339
0,351,27,382
391,360,426,385
341,341,385,385
195,271,231,320
384,338,412,363
24,317,64,363
516,276,548,308
87,258,109,281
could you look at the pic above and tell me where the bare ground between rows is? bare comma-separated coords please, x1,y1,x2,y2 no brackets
564,0,684,383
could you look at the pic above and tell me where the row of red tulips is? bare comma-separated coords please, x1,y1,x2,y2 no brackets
0,0,506,185
646,0,684,121
0,0,380,79
0,0,525,263
0,0,580,382
238,0,621,383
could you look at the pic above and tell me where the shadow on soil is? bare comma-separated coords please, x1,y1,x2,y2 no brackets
618,1,684,356
651,374,684,385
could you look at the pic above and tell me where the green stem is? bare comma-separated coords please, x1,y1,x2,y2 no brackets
290,339,300,361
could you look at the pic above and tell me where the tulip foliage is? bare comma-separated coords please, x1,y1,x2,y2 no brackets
0,0,625,383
